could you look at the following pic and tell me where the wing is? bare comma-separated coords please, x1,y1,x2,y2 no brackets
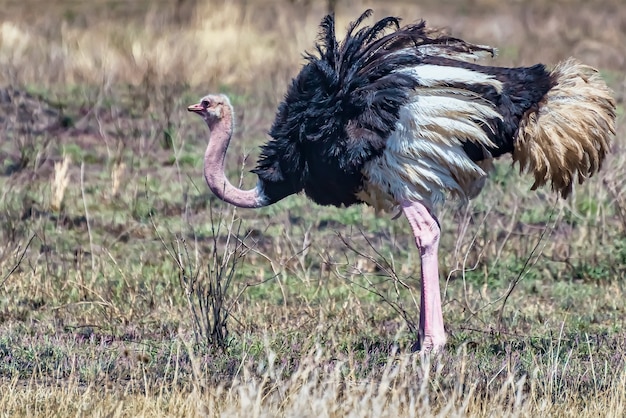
253,10,497,207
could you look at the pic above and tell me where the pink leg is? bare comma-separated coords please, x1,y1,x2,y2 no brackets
401,200,446,352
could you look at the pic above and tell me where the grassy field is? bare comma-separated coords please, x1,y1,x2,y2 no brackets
1,0,625,416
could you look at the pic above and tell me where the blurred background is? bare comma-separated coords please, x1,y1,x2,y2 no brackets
1,0,624,96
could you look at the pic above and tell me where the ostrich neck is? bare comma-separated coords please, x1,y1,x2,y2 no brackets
204,111,266,208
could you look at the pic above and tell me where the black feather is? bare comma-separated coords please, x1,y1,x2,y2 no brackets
253,10,430,206
252,10,556,206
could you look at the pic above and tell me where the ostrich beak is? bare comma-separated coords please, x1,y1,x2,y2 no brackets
187,102,204,113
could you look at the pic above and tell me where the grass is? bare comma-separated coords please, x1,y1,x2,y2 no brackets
1,0,626,416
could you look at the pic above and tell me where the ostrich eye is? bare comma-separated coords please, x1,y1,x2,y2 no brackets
201,99,210,108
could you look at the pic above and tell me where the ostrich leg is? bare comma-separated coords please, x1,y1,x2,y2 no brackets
401,200,446,352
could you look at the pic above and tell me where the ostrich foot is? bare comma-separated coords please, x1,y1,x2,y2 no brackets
412,332,447,353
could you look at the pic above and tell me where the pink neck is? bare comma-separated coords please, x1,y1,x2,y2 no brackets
204,110,266,208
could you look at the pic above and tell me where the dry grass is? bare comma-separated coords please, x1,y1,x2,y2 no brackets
1,344,625,417
0,0,319,92
1,0,626,416
1,0,624,93
50,154,71,211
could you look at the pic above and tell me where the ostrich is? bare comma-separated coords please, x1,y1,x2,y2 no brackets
188,10,616,352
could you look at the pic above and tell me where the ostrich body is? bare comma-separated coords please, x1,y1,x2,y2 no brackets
188,10,616,352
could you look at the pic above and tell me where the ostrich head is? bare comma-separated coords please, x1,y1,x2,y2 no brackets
188,94,269,209
187,94,230,127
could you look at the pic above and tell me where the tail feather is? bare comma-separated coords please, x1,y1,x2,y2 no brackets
513,58,616,198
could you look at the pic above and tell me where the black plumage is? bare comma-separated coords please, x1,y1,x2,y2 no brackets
251,10,557,206
253,11,420,206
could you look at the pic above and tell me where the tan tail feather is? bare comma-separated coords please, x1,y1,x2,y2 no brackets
512,58,616,198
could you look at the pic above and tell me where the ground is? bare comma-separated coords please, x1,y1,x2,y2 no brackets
0,0,625,416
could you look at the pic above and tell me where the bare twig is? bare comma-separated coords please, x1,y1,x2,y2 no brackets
154,198,254,349
335,230,420,335
497,202,560,329
0,234,36,287
80,162,97,284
